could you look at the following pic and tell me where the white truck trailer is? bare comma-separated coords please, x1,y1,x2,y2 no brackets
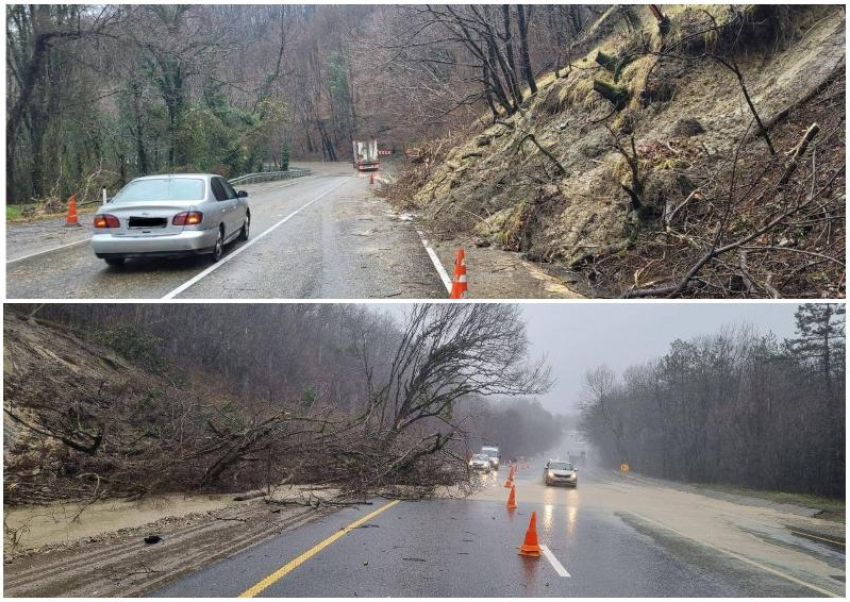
352,139,380,171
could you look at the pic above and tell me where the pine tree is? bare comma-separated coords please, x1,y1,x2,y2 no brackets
280,143,290,171
787,303,845,496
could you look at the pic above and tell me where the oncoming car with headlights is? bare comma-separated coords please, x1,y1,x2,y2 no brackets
468,454,492,473
480,446,501,470
91,174,250,266
543,460,578,487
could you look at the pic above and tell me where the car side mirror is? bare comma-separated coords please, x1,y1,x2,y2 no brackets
237,190,249,198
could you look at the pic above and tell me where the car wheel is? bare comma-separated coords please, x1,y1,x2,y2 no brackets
238,213,250,241
212,228,224,262
104,257,125,267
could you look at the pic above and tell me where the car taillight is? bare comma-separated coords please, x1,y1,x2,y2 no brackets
173,211,203,226
94,214,120,228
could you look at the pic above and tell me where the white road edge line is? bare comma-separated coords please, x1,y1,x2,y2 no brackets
6,238,91,265
162,178,348,300
540,545,571,578
415,229,452,294
630,512,841,598
6,177,316,266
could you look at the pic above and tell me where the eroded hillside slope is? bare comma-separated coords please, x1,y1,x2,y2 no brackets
3,312,247,504
392,5,845,298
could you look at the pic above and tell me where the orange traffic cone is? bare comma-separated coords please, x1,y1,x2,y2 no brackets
518,511,541,557
369,173,374,185
64,194,80,227
448,249,468,299
504,465,515,488
506,484,517,510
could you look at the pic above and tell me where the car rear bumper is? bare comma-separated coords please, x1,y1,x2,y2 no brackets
92,228,218,258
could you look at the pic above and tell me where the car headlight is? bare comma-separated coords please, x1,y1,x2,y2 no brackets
548,470,555,478
469,461,475,467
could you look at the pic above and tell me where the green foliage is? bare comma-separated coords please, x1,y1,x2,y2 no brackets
326,51,351,105
92,326,169,375
205,400,248,434
786,303,846,373
6,7,291,204
298,387,317,415
280,144,291,171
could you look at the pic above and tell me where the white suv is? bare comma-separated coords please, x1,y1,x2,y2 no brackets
481,446,500,469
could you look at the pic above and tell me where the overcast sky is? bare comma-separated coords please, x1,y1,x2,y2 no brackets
375,302,803,415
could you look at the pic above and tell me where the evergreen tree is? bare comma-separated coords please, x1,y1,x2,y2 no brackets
787,303,845,496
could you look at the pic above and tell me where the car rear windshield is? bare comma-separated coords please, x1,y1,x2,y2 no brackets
112,178,205,203
482,447,499,454
549,462,573,470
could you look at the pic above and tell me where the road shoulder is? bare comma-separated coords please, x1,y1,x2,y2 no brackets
3,495,332,597
420,228,586,299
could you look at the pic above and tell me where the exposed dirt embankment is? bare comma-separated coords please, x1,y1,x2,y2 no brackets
3,311,308,507
3,493,331,597
4,312,209,505
393,5,845,297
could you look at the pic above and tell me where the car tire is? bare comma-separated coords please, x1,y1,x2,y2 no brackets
104,257,125,267
238,213,250,241
211,227,224,262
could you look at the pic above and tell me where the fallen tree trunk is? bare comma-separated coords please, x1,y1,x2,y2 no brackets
595,51,617,72
624,123,823,298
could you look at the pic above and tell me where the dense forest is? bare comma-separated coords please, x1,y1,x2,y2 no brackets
580,303,846,498
4,303,563,503
6,4,600,205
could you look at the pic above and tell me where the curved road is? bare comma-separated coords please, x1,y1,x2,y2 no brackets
6,165,446,299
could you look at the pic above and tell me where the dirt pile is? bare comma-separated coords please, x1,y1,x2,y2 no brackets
393,5,845,297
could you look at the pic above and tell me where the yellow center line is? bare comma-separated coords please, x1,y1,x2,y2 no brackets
238,499,400,598
629,512,843,598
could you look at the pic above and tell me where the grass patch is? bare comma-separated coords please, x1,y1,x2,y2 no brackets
7,202,99,223
693,483,845,523
6,204,31,221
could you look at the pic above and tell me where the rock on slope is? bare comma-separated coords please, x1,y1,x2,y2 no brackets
407,5,845,296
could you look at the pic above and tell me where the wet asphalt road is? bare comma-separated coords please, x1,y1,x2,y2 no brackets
148,468,844,597
6,166,446,299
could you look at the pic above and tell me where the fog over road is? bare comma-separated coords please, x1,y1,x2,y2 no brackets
149,465,844,598
6,164,446,300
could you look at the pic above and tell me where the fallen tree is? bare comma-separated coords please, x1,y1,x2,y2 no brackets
4,304,551,505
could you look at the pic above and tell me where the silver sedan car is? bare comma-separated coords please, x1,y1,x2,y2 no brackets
91,174,250,266
543,460,578,487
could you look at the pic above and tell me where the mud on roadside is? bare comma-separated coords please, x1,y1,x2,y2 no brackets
3,493,336,597
428,230,587,299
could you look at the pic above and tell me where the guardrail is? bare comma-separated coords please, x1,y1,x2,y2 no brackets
229,167,312,186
